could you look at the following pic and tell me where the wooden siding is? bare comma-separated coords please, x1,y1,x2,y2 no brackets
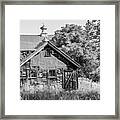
30,50,67,70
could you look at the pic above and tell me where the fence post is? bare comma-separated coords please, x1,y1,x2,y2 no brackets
76,69,78,89
62,69,65,89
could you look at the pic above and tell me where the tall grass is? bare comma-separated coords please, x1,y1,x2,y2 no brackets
20,90,100,100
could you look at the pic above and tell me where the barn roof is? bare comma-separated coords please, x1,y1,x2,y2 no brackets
20,36,81,69
20,35,53,50
20,35,44,50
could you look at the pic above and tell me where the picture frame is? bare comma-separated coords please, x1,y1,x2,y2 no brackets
0,0,119,119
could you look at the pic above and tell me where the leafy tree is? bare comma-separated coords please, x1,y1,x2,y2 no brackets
51,20,100,82
82,20,100,82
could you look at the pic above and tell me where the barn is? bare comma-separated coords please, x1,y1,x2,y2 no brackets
20,35,81,91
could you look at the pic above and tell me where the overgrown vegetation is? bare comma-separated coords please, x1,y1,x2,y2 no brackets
21,90,100,100
51,20,100,82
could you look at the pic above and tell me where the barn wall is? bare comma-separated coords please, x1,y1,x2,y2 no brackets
30,50,67,70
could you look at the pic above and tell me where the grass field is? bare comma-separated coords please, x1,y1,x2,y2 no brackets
20,90,100,100
20,77,100,100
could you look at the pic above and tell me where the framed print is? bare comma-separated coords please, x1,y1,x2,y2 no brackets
0,0,119,119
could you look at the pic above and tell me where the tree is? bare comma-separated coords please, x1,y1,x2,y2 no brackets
51,20,100,82
82,20,100,81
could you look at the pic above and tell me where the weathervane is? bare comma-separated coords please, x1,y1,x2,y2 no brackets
39,24,47,37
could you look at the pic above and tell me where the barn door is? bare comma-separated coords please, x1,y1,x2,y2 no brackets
62,70,78,90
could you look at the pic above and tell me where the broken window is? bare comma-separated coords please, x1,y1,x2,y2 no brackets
30,69,37,77
49,70,56,76
44,48,51,57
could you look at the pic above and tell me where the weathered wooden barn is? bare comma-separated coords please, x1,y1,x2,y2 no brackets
20,35,81,90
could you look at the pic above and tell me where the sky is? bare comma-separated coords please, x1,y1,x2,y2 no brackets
20,20,87,35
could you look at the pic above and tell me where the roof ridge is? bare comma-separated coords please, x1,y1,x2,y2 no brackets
20,40,81,68
20,42,48,67
48,41,81,68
